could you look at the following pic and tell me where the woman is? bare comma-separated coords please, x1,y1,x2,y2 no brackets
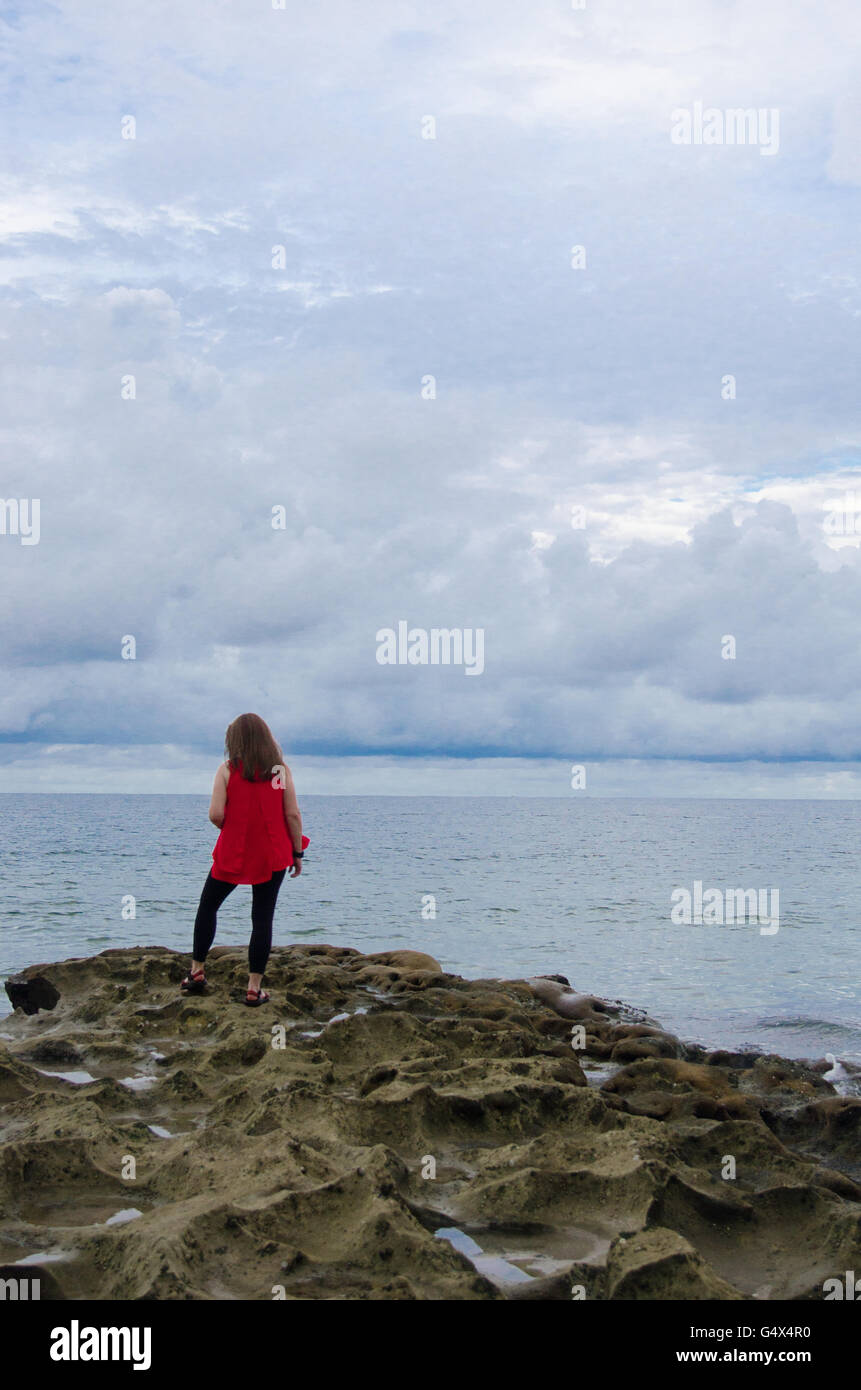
181,713,308,1006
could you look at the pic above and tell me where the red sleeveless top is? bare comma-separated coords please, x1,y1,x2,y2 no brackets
211,763,308,885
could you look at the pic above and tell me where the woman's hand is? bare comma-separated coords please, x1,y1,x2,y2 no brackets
289,859,303,878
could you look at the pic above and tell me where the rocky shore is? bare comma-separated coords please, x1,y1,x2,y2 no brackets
1,944,860,1300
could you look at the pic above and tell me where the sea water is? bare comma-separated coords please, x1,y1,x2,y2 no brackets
0,793,858,1061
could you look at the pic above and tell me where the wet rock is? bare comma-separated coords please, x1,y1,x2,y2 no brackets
526,978,613,1022
609,1033,680,1063
603,1058,734,1100
707,1049,762,1069
581,1035,614,1059
601,1058,761,1122
740,1055,834,1099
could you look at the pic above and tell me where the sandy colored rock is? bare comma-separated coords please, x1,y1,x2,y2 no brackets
363,950,442,973
584,1227,745,1301
609,1035,680,1063
1,945,859,1300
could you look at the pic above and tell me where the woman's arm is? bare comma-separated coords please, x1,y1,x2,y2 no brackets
208,763,229,828
280,764,304,855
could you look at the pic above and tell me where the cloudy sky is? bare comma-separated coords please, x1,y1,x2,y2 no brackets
2,0,861,796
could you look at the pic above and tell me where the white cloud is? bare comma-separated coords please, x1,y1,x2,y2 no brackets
2,0,861,790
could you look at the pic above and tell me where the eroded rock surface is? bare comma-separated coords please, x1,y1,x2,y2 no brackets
0,945,858,1301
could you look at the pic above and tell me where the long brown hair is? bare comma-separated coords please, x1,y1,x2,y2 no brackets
224,713,283,781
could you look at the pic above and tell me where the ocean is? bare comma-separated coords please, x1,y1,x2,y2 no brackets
0,793,859,1062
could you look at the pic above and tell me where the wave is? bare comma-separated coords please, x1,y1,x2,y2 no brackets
755,1015,861,1039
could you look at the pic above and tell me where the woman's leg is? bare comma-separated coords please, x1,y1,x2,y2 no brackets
192,871,237,971
247,869,286,990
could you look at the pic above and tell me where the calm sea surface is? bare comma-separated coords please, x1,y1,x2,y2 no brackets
0,794,858,1061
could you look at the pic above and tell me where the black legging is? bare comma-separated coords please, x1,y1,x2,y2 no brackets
193,869,286,975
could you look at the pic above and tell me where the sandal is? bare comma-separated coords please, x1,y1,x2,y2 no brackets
180,970,207,994
244,989,270,1007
